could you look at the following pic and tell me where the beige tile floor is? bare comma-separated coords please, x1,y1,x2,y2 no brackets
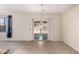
12,41,79,54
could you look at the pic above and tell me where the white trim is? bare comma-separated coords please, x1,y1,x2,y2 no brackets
0,39,61,41
63,40,79,52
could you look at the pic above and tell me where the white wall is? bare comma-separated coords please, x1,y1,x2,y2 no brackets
62,5,79,52
0,12,61,41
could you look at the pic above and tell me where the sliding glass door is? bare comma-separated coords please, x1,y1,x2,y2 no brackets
33,19,49,40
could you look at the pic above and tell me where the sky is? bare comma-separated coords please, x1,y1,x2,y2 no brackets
0,18,4,25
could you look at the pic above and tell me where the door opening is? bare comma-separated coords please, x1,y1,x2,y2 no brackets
33,18,50,41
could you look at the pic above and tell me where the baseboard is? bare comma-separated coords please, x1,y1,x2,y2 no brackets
63,40,79,52
0,38,61,41
49,39,61,41
0,39,33,41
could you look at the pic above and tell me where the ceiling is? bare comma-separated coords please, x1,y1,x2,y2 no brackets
0,4,72,13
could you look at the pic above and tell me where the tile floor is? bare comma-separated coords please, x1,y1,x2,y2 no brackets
0,41,78,54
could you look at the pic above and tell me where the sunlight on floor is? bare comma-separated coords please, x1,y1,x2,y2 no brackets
38,41,44,47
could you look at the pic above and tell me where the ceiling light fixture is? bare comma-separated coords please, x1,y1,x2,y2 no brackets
40,4,45,13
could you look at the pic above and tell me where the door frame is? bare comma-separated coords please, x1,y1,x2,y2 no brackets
32,18,51,41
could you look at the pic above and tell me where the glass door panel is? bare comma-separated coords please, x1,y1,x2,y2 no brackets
33,20,48,40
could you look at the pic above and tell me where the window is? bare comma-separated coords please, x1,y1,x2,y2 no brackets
0,17,6,32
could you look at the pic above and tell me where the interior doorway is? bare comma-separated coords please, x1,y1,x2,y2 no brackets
32,18,51,41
